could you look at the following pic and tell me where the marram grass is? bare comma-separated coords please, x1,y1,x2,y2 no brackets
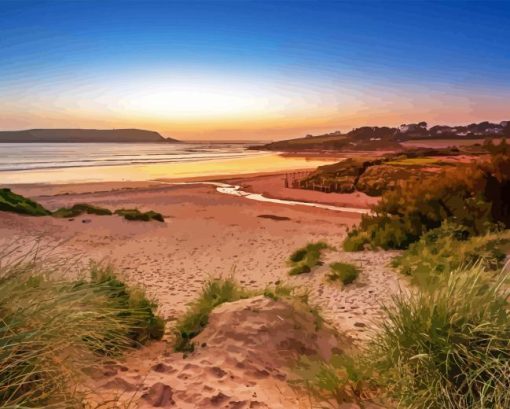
0,250,163,408
369,264,510,409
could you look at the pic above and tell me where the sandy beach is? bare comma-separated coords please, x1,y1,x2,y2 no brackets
2,170,405,408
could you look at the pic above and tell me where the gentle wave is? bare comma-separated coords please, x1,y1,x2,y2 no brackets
0,142,263,172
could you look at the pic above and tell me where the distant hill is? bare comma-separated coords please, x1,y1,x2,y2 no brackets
0,129,179,143
253,120,510,152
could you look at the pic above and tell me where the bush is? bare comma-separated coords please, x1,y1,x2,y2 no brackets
174,278,250,352
392,223,510,287
288,242,328,275
52,203,112,218
114,208,164,222
344,153,510,250
328,262,360,285
0,188,50,216
0,253,163,407
369,265,510,408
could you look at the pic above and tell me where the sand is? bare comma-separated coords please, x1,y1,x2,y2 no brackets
85,296,354,408
2,171,404,408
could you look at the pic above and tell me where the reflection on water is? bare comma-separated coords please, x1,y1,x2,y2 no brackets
1,150,339,185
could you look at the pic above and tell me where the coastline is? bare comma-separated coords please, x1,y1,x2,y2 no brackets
1,154,400,408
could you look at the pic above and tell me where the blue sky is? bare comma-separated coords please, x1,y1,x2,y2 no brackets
1,0,509,139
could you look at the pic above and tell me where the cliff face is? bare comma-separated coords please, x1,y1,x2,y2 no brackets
0,129,178,143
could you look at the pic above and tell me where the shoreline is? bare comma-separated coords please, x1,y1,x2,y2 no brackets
6,166,377,212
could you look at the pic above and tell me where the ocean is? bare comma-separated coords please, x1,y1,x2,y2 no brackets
0,142,261,172
0,142,335,184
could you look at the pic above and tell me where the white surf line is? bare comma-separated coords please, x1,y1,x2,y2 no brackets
156,181,370,214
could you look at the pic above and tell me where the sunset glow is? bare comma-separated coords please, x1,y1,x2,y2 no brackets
1,1,509,140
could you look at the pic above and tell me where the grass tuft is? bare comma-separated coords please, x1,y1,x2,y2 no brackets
293,354,375,406
52,203,112,218
114,208,164,222
288,241,329,275
392,222,510,288
174,278,250,352
0,250,163,407
327,262,360,285
263,283,293,301
369,264,510,409
0,188,51,216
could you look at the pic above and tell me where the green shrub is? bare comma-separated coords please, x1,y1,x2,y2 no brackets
114,208,164,222
328,262,360,285
174,278,250,352
344,153,510,251
288,241,328,275
369,265,510,408
52,203,112,218
0,254,162,407
0,188,50,216
392,223,510,287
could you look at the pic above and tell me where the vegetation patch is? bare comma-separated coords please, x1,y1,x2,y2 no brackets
174,278,251,352
87,264,165,346
327,262,360,285
263,283,293,301
0,253,163,407
344,152,510,250
293,354,376,406
0,188,51,216
369,265,510,408
52,203,112,218
385,157,439,166
115,208,165,222
288,241,329,275
392,222,510,287
0,189,166,224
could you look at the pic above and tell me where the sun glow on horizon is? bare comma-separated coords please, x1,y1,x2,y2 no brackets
1,1,510,140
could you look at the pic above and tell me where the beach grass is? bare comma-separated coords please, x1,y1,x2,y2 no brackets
392,222,510,287
114,208,165,222
293,353,375,406
327,262,359,285
0,188,51,216
369,264,510,408
263,282,293,301
52,203,113,218
174,278,251,352
0,251,163,407
288,241,329,275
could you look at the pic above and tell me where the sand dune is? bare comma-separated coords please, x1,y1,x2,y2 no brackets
86,296,351,408
2,174,404,408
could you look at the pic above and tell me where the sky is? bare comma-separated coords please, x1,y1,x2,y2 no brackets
1,0,509,141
